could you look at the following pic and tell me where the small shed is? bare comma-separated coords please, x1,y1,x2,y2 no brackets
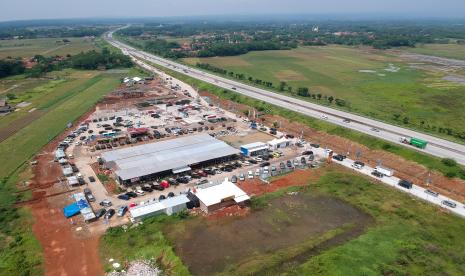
67,176,79,186
55,149,66,160
62,166,73,177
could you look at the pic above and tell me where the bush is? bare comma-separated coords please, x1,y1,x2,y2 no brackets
441,158,457,167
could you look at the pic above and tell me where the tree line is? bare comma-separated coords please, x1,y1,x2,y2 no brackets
196,62,349,108
0,48,132,79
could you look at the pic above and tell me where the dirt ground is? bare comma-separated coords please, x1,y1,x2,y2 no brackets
165,193,372,276
21,106,104,276
200,90,465,202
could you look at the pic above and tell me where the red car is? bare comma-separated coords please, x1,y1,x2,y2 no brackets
160,180,170,189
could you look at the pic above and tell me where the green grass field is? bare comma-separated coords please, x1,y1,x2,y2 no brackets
100,168,465,275
406,43,465,60
0,68,132,275
183,45,465,143
146,61,465,180
0,37,98,59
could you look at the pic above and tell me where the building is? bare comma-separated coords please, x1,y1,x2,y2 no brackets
101,134,241,185
240,142,268,157
129,194,190,222
268,137,293,150
194,180,250,213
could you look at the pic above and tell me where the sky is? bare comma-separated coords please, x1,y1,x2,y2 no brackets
1,0,465,22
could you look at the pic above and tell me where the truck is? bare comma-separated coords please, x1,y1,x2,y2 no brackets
374,166,394,177
400,137,428,149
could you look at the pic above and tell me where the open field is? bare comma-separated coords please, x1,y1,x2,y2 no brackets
165,193,371,275
99,167,465,275
0,37,98,59
405,43,465,61
0,69,127,275
183,46,465,143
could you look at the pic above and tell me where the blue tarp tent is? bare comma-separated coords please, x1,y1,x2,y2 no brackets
76,199,89,209
63,203,80,218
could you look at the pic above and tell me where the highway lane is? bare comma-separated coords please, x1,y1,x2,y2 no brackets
105,32,465,165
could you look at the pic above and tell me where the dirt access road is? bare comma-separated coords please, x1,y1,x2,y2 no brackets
25,108,104,276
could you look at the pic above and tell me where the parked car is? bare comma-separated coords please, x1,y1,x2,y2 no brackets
135,186,145,196
142,185,153,192
117,206,128,217
239,173,245,181
424,189,439,197
286,160,293,168
104,208,115,219
151,183,165,191
398,179,413,189
83,188,95,202
159,195,166,201
125,191,137,198
95,208,106,218
332,154,344,161
248,171,254,179
117,194,130,201
371,170,384,178
260,162,270,167
442,200,457,208
302,151,313,155
352,161,365,169
167,192,175,198
255,169,260,176
88,176,96,183
231,175,238,183
280,162,286,169
310,143,320,148
99,199,112,207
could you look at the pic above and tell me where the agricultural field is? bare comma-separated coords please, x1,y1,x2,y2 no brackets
405,43,465,61
0,37,98,59
183,45,465,143
99,168,465,275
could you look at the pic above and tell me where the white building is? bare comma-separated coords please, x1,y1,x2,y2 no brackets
129,194,190,222
240,142,268,156
268,137,293,150
194,181,250,213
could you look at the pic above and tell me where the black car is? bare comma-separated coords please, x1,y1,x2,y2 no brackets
117,194,130,201
104,208,115,219
159,195,166,201
286,160,293,167
95,208,106,218
151,184,165,191
280,162,286,169
125,191,138,198
332,154,344,161
176,177,189,184
371,171,384,178
310,143,320,148
302,151,314,156
398,179,413,189
260,162,271,167
141,186,153,192
167,192,175,198
301,157,307,164
249,159,258,164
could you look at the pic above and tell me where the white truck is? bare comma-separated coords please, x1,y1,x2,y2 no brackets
375,166,394,177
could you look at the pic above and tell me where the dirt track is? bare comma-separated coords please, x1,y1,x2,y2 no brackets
26,107,104,276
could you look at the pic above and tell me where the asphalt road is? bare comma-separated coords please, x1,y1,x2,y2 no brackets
105,31,465,165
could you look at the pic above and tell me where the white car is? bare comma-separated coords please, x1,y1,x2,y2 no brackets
135,187,145,196
321,115,328,120
255,157,263,162
248,171,254,179
239,173,245,181
255,169,260,176
263,166,269,174
243,161,251,166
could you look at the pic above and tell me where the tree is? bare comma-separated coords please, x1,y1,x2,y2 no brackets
393,114,401,121
328,96,334,104
317,93,322,100
279,81,287,91
403,117,410,124
288,87,293,93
